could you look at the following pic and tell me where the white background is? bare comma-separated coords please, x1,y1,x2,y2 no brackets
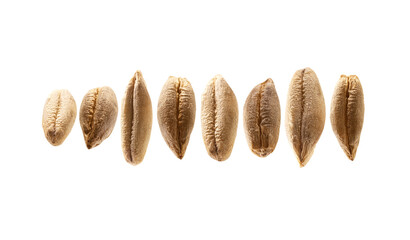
0,0,409,239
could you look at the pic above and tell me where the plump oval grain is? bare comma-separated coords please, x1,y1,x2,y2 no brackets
243,78,281,157
201,75,238,161
42,89,77,146
157,76,196,159
121,70,153,165
285,67,325,167
330,75,364,160
79,86,118,149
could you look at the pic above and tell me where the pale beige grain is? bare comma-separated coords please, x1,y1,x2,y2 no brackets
79,86,118,149
42,89,77,146
157,76,196,159
201,75,238,161
121,70,153,165
243,78,281,157
330,75,364,160
285,68,326,167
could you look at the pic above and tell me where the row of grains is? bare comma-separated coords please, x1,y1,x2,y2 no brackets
42,68,365,167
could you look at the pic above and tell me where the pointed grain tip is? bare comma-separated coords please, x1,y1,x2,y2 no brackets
133,70,143,81
85,140,94,149
214,74,224,81
264,78,273,84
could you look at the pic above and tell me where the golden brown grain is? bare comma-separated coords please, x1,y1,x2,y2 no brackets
330,75,364,160
285,68,325,167
121,70,153,165
157,76,196,159
42,89,77,146
243,78,281,157
201,75,238,161
79,86,118,149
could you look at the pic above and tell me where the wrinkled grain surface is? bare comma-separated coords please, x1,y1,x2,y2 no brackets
243,79,281,157
285,68,325,167
157,76,196,159
80,86,118,149
121,70,152,165
201,75,238,161
42,89,77,146
330,75,364,160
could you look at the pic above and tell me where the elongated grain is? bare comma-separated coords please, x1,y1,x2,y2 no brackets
157,76,196,159
42,89,77,146
243,78,281,157
79,86,118,149
330,75,364,160
121,70,153,165
201,75,238,161
285,68,325,167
